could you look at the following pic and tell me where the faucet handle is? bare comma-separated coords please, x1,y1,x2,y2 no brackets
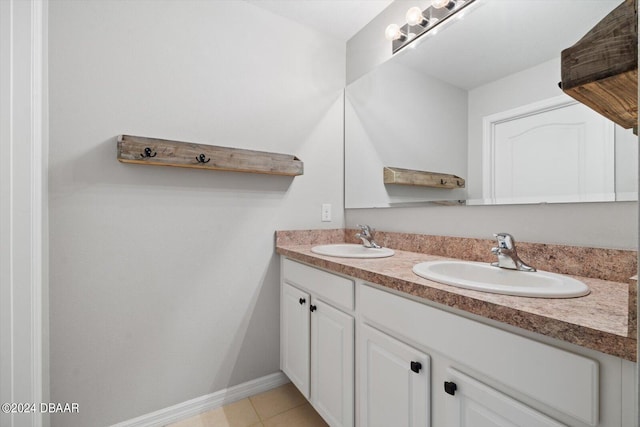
493,232,514,249
357,224,374,235
491,233,536,272
355,224,381,249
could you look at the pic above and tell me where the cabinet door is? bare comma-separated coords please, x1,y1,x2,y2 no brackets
281,282,310,398
311,299,354,427
360,324,430,427
444,368,564,427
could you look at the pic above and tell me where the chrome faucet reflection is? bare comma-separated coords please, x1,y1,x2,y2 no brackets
355,225,381,249
491,233,536,272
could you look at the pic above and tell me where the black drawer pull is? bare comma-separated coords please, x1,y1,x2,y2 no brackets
444,381,457,396
310,304,317,312
410,361,422,373
299,298,306,305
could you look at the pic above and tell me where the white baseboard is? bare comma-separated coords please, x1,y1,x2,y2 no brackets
110,371,290,427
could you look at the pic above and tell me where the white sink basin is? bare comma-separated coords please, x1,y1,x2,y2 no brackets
412,260,590,298
311,244,395,259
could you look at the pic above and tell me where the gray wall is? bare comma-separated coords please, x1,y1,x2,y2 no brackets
345,60,467,207
48,1,345,426
346,1,638,250
346,0,416,84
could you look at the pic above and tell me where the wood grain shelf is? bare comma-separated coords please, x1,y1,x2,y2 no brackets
561,0,638,132
383,167,465,189
117,135,304,176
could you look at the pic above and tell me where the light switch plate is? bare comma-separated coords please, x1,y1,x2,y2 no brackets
321,204,331,222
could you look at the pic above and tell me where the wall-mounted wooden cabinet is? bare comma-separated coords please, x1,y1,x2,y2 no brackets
561,0,638,132
383,167,465,189
117,135,304,176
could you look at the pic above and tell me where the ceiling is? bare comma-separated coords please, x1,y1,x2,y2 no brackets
245,0,394,42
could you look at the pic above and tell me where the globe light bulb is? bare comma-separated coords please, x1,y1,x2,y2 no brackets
432,0,452,9
406,6,427,26
385,24,405,41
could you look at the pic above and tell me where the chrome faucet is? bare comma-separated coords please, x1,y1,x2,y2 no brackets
491,233,536,272
355,224,381,249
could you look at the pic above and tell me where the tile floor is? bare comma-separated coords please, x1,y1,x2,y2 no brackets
166,382,328,427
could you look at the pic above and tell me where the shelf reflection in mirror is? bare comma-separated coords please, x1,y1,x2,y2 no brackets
345,0,637,209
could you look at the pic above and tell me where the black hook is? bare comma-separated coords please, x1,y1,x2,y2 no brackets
140,147,157,158
440,179,447,185
196,153,210,164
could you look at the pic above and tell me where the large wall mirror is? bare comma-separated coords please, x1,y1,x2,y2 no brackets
345,0,638,208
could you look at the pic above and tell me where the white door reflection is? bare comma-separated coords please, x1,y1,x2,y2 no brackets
482,97,617,205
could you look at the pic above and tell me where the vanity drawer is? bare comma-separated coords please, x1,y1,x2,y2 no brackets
282,259,354,311
360,284,599,426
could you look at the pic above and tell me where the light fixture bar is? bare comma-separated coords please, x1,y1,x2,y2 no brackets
388,0,476,54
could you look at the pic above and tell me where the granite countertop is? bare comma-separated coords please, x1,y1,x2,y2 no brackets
276,230,637,361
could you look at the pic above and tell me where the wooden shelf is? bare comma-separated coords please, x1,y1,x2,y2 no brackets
383,167,465,189
561,0,638,132
117,135,304,176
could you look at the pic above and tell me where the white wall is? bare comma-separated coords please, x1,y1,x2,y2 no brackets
48,1,345,426
346,2,638,250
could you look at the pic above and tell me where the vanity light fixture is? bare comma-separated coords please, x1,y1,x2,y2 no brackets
384,23,407,41
431,0,455,9
386,0,475,53
406,6,429,26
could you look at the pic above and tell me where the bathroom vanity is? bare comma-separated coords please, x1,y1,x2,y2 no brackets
276,230,636,427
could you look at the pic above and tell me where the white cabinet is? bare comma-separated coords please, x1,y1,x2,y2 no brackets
359,324,431,427
281,282,310,397
359,284,600,427
280,257,633,427
280,260,354,427
444,368,565,427
311,299,354,427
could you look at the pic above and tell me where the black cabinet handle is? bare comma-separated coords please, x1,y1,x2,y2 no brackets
410,361,422,373
310,304,317,312
299,298,306,305
444,381,457,396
